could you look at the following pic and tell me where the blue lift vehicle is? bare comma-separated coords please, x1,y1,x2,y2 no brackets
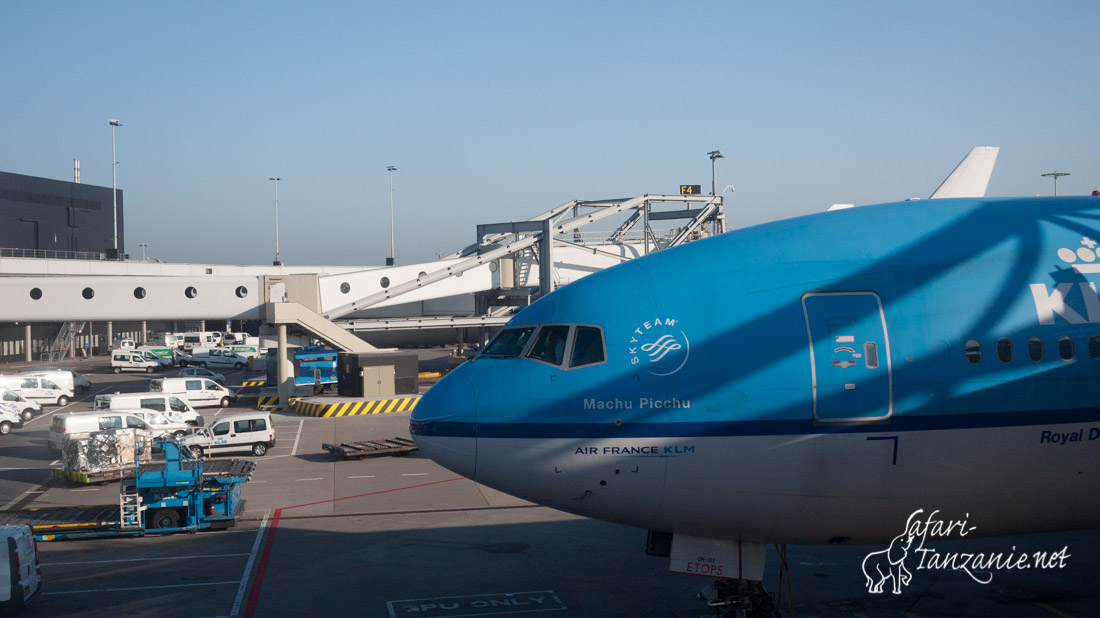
0,440,253,542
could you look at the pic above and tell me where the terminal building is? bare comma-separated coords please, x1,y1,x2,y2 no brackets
0,170,124,259
0,169,727,384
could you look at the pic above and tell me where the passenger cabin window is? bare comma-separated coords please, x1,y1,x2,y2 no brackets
126,416,145,429
526,325,571,366
1090,335,1100,359
212,422,230,436
1058,336,1075,361
234,420,252,433
186,380,202,391
570,327,606,368
996,338,1014,363
481,327,536,358
170,398,187,411
1028,337,1044,362
21,379,36,388
964,339,982,364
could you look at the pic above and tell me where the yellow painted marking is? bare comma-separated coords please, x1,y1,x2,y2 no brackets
409,397,420,410
333,403,351,417
396,398,412,412
361,400,378,414
1032,602,1075,618
384,398,400,413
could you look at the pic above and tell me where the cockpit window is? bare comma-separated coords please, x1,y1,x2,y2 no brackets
570,326,605,368
481,327,536,358
526,325,571,366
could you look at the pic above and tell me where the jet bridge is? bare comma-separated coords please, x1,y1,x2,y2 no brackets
321,194,725,322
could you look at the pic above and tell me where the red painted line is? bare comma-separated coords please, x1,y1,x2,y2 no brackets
243,477,464,618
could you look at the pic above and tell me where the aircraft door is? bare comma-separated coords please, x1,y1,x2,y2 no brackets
802,292,892,422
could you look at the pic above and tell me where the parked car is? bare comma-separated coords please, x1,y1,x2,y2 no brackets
0,525,41,612
110,351,163,374
18,367,91,394
189,348,249,370
149,377,238,408
0,375,73,406
125,409,191,440
0,402,25,435
181,412,274,457
48,411,150,454
94,392,204,426
1,389,41,421
178,367,226,384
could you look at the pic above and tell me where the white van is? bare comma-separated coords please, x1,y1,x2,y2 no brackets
111,351,163,374
94,392,204,426
1,389,41,422
180,332,221,351
124,410,191,440
0,375,73,406
18,368,91,394
48,411,151,454
0,403,25,435
181,411,275,457
149,377,238,408
0,525,40,612
190,348,249,369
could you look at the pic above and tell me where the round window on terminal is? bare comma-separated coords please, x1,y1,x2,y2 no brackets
30,288,42,300
340,282,351,294
185,286,198,299
134,287,146,299
236,286,248,298
82,287,95,300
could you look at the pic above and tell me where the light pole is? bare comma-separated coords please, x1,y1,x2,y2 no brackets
269,176,282,265
138,242,148,261
109,119,122,256
1042,171,1070,196
387,165,397,266
707,150,724,196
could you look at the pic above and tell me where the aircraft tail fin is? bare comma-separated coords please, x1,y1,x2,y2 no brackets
929,146,999,199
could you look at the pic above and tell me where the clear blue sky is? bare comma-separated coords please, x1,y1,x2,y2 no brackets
2,1,1097,266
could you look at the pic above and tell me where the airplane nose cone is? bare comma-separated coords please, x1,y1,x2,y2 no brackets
410,370,477,479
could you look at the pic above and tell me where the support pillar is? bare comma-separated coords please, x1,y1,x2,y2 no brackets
24,324,31,362
141,320,147,345
539,219,554,297
107,321,114,350
277,323,291,407
200,319,206,331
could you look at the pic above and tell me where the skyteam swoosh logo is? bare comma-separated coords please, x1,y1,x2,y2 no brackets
641,335,683,362
628,318,690,376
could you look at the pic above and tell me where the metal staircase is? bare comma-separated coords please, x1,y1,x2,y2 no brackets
45,321,85,362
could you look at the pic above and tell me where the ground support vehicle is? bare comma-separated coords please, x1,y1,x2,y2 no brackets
322,437,418,459
7,441,253,541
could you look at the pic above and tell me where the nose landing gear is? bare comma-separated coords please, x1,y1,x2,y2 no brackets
698,579,782,617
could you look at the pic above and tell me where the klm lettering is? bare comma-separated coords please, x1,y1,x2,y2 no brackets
1030,282,1100,324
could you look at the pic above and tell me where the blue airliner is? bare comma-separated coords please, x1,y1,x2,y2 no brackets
411,193,1100,583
